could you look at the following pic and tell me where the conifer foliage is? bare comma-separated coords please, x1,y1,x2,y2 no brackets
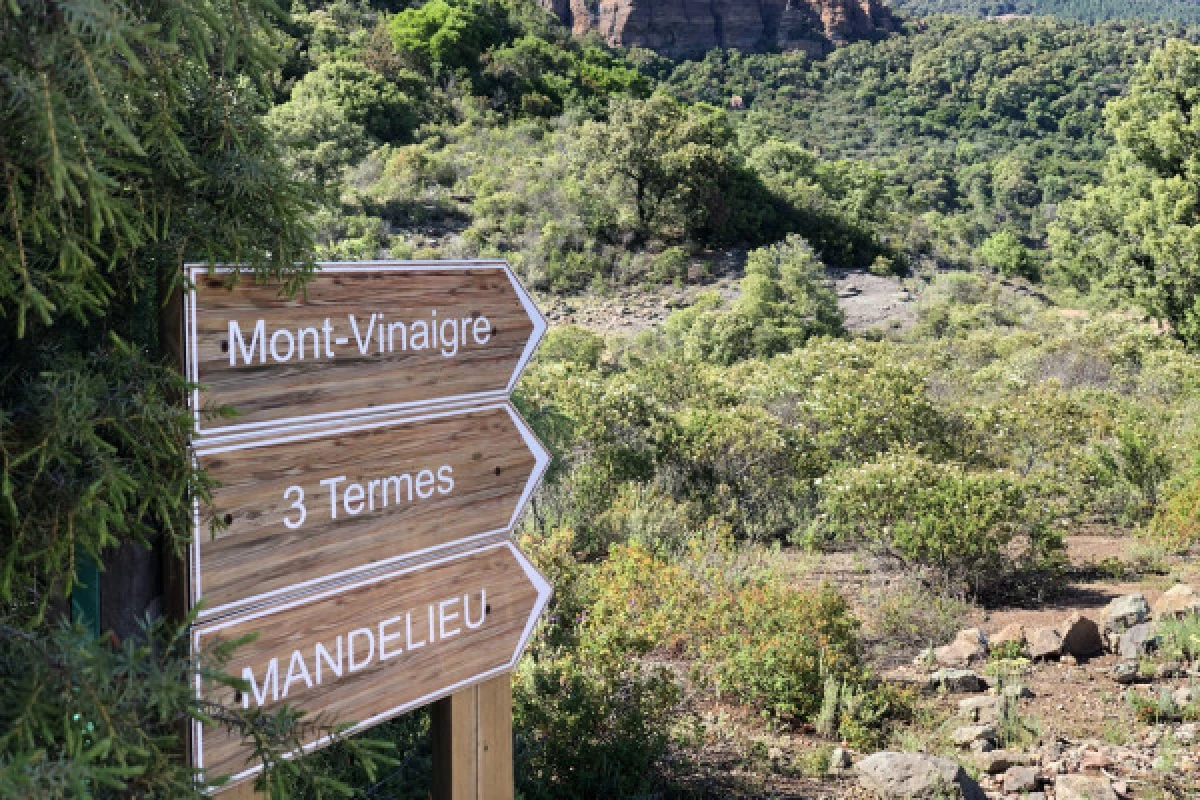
0,1,382,795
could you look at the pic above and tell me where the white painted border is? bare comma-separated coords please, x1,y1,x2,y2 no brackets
191,401,551,622
191,540,553,790
184,261,549,440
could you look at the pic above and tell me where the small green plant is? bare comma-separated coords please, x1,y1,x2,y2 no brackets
1157,613,1200,663
794,744,834,778
990,639,1027,661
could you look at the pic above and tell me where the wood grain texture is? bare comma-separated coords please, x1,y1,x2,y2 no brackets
187,264,544,436
192,542,548,787
192,403,546,620
431,674,513,800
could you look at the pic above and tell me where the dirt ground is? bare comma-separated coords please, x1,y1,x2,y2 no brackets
536,254,918,338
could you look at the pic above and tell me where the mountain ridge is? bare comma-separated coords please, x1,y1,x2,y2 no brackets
538,0,897,58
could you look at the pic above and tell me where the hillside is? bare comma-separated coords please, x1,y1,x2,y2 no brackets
891,0,1200,23
6,1,1200,798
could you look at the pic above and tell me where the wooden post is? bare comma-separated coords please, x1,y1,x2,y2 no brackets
432,674,514,800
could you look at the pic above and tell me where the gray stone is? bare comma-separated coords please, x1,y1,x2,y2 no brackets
1154,584,1200,620
1103,594,1151,633
958,695,1000,723
1029,626,1063,660
1060,613,1105,658
952,724,997,747
1111,662,1141,685
1002,684,1035,700
974,749,1036,774
1004,765,1040,793
929,668,986,693
1055,774,1118,800
854,751,987,800
1117,622,1159,659
936,628,990,667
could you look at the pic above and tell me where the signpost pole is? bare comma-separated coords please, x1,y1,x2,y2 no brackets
431,674,514,800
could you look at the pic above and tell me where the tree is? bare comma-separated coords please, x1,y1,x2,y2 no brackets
388,0,509,76
1050,40,1200,345
579,92,775,243
0,1,385,794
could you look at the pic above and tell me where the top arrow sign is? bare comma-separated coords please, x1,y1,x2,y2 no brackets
185,262,547,439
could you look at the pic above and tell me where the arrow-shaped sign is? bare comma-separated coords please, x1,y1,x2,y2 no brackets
185,262,547,439
191,541,551,787
191,402,550,621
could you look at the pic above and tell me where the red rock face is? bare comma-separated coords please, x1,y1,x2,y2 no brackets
539,0,894,58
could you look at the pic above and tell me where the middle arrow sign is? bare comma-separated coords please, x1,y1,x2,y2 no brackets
191,402,549,621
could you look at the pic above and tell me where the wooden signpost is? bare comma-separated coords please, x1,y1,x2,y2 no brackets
191,402,549,620
185,262,546,439
192,541,551,785
180,261,551,797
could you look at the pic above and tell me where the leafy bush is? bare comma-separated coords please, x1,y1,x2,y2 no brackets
513,654,682,800
816,450,1063,597
665,236,843,364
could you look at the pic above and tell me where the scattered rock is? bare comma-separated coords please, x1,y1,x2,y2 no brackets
854,752,986,800
1080,752,1112,772
1060,613,1105,658
1103,593,1151,633
975,749,1036,774
1002,684,1035,700
1111,662,1141,685
1112,780,1128,797
1154,583,1200,620
1029,626,1063,660
929,668,986,693
959,696,1000,723
936,628,990,667
1004,765,1040,793
1055,774,1118,800
829,746,852,771
952,724,997,748
1117,622,1159,659
913,647,935,667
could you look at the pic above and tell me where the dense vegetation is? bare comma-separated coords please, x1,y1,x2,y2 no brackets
892,0,1200,23
6,0,1200,796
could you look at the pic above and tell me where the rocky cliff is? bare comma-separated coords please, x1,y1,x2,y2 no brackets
540,0,896,59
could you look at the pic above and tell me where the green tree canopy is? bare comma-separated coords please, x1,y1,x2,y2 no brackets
1050,39,1200,345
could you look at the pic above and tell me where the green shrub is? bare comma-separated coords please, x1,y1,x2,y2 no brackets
514,654,681,800
537,325,606,369
816,450,1062,597
665,236,843,364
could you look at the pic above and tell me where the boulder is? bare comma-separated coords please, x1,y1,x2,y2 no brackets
958,695,1000,723
990,623,1026,649
1103,594,1151,633
929,668,986,693
1028,626,1063,660
975,749,1037,774
935,628,989,667
951,724,996,748
1060,613,1105,658
1055,774,1118,800
1004,765,1040,793
1154,584,1200,620
1117,622,1159,660
854,752,986,800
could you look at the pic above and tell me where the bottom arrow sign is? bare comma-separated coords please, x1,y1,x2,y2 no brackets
191,540,551,787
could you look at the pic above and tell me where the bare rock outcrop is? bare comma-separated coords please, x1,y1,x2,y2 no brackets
539,0,895,60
